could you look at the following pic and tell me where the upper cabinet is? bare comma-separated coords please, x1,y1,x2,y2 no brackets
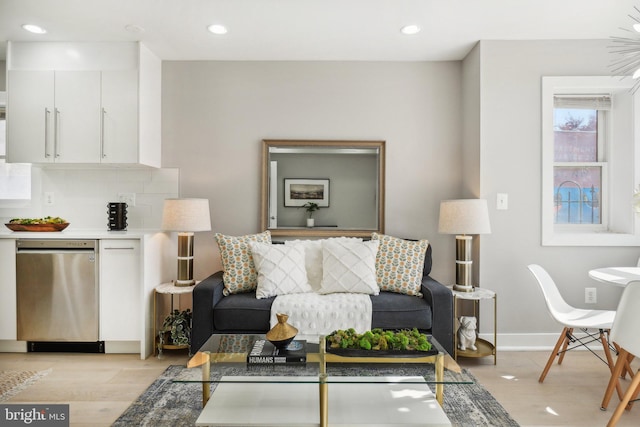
6,42,161,167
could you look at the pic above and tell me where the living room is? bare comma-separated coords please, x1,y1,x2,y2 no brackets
2,1,640,426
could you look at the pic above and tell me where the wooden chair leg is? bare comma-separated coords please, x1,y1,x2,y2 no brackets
625,354,635,380
624,372,640,411
539,327,569,383
607,369,640,427
601,331,625,402
602,331,615,369
602,349,629,410
613,343,635,380
557,327,572,365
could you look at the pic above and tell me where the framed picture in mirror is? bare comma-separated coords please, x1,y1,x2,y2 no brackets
284,178,330,207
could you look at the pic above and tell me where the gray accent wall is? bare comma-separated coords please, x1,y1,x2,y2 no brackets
162,61,463,285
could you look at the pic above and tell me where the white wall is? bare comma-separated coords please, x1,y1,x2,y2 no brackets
472,40,639,348
162,61,463,279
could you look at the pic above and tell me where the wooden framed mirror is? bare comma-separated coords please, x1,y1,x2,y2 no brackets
261,139,385,238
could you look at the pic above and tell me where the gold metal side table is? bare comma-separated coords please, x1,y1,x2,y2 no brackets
153,281,196,358
451,286,497,364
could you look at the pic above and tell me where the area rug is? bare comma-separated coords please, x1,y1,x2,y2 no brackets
0,369,51,402
114,365,519,427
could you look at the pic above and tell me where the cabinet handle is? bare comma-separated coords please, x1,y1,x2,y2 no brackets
54,108,60,158
103,247,136,250
101,108,107,158
44,108,51,158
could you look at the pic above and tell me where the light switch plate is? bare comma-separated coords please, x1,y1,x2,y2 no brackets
497,193,508,210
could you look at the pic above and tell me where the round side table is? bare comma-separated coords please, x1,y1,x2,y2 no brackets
154,281,196,358
450,286,497,364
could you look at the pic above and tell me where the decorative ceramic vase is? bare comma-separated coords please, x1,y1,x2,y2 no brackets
266,313,298,349
306,218,314,228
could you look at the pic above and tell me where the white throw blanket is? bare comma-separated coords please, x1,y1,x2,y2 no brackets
270,293,373,336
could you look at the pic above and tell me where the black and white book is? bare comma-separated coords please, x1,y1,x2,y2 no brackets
247,339,307,364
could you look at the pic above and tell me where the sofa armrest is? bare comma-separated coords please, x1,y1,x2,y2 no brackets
191,271,224,354
421,276,454,355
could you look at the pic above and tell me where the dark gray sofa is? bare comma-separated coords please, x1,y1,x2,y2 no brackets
191,244,454,354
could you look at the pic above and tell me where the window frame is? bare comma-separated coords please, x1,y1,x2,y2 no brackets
542,76,640,246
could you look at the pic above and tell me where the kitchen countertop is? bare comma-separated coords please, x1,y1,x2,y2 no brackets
0,228,162,239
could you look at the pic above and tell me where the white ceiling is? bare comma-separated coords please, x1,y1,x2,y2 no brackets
0,0,637,62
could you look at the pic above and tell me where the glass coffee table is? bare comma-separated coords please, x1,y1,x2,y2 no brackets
183,334,469,427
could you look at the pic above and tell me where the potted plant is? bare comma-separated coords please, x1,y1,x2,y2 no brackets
159,308,192,347
300,202,320,227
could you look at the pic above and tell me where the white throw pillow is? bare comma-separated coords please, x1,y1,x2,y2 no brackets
249,242,312,299
285,237,363,292
284,240,323,291
319,239,380,295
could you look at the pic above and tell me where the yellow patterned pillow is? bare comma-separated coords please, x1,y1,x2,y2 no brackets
371,232,429,297
215,231,272,296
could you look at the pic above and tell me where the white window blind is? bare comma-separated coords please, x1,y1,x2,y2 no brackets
554,95,611,110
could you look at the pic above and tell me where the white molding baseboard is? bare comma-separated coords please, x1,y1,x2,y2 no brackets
480,332,611,351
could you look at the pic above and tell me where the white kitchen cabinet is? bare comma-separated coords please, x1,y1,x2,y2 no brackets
54,71,102,163
0,239,16,340
6,42,160,167
6,70,55,163
99,239,141,343
7,70,135,164
101,70,139,164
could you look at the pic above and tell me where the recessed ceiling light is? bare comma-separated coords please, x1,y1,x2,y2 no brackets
400,24,421,35
22,24,46,34
634,23,640,33
207,24,228,35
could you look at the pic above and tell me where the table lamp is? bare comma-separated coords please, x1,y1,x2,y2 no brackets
161,198,212,287
438,199,491,292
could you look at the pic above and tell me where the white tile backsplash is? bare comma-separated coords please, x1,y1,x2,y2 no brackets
0,167,179,230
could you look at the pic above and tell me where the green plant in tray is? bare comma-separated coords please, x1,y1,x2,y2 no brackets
9,216,67,224
326,327,432,352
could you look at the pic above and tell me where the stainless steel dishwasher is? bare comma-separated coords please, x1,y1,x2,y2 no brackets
16,239,104,352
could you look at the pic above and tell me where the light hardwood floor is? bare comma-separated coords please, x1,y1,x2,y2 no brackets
1,349,639,426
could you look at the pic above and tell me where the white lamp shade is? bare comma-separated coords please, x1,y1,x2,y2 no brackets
161,198,212,232
438,199,491,235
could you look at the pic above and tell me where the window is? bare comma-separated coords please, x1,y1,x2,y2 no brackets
542,77,640,246
0,94,32,204
553,97,608,227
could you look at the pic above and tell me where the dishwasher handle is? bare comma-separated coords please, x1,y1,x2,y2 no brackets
16,248,96,254
16,239,98,252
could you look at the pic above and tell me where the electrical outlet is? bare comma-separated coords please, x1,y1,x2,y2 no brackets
118,192,136,207
585,287,597,304
44,192,55,206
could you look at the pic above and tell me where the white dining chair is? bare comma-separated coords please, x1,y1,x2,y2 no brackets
603,281,640,426
527,264,617,383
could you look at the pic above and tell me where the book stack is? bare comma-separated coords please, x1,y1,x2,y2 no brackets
247,339,307,364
